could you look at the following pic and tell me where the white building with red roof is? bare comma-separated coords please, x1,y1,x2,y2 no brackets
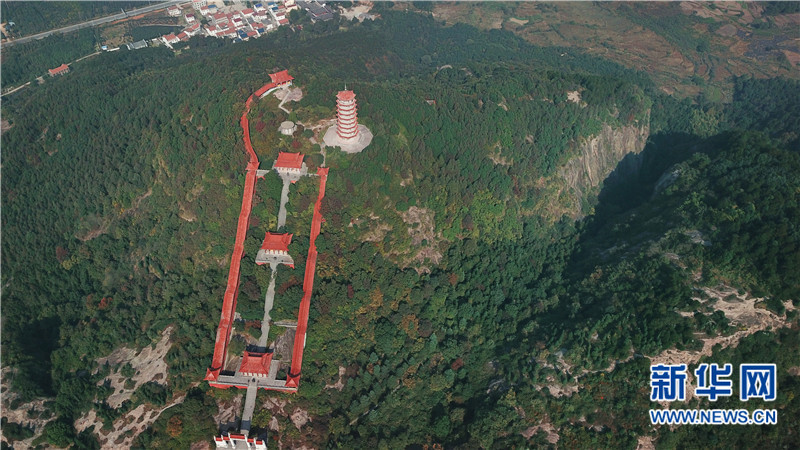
167,5,181,16
255,232,295,266
269,7,285,21
185,13,196,23
213,433,266,450
162,33,180,44
273,152,305,173
269,69,294,87
284,0,299,11
48,64,70,77
185,23,201,35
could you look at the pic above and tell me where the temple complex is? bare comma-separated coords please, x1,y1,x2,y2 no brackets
208,72,329,444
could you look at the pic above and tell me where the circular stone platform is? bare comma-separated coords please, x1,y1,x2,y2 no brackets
279,121,296,136
322,124,373,154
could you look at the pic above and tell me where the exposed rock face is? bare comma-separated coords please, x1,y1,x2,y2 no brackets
557,119,650,218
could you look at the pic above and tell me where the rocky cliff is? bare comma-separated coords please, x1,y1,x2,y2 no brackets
537,118,650,220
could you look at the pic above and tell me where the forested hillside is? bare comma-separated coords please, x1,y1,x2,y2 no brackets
1,1,146,37
2,29,100,86
2,9,798,449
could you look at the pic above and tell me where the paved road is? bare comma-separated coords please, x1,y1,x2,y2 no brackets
1,0,182,48
2,81,30,97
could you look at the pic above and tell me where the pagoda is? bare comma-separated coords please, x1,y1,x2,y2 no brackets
323,88,373,153
336,90,359,139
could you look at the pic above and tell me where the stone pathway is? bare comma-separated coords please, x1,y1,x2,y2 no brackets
240,380,259,435
258,266,278,351
277,175,291,229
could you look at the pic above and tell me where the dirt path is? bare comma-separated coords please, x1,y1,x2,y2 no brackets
75,51,101,62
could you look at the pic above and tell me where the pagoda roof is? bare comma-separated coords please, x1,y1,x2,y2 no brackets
239,351,273,375
337,90,356,101
275,151,304,169
260,232,293,252
269,69,294,84
204,367,220,381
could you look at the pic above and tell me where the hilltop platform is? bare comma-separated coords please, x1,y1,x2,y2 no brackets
323,124,373,154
